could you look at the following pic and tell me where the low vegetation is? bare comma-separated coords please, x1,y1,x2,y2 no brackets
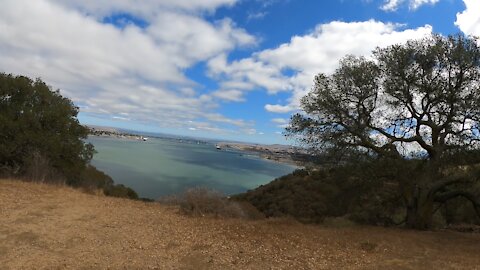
0,73,137,200
281,34,480,230
4,180,480,269
236,163,480,227
2,34,480,233
159,187,264,220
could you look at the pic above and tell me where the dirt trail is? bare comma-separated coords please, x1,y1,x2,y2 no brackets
1,180,480,269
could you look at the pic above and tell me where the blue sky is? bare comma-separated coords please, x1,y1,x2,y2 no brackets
0,0,478,144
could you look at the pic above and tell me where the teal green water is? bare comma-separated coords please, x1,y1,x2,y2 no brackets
88,137,296,199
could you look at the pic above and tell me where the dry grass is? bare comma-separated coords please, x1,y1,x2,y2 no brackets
23,151,66,185
159,187,264,220
1,179,480,269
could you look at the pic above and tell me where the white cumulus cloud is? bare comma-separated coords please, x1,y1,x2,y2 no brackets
50,0,238,17
455,0,480,38
212,89,246,102
381,0,439,11
0,0,257,134
208,20,432,114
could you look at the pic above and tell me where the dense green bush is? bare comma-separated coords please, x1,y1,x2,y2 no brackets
236,159,480,227
235,168,378,224
104,184,139,200
79,164,114,190
0,73,140,200
0,73,94,183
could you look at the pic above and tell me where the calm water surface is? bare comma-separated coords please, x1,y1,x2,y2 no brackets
88,136,296,199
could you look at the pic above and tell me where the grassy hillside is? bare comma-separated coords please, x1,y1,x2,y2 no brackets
1,179,480,269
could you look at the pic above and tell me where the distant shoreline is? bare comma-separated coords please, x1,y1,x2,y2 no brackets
87,126,148,140
216,142,308,167
87,127,307,167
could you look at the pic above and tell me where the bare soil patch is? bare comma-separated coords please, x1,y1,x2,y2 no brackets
1,180,480,269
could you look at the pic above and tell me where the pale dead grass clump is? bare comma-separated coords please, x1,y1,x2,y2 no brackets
23,151,66,185
446,223,480,233
359,241,378,252
159,187,264,220
322,216,357,228
0,178,75,197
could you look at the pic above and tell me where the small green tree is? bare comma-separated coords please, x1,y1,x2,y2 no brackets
287,34,480,229
0,73,94,184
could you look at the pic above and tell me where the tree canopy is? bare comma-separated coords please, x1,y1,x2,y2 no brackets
287,34,480,229
289,34,480,161
0,73,94,184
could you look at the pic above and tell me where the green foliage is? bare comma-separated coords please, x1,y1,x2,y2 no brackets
104,184,139,200
288,34,480,161
237,160,480,227
284,34,480,229
0,73,94,183
235,166,402,225
79,165,141,200
0,73,141,201
80,165,114,190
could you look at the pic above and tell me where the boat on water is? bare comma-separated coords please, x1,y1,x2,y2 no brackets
215,144,221,150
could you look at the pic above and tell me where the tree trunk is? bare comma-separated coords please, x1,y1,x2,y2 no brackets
405,186,435,230
404,184,480,229
406,204,434,229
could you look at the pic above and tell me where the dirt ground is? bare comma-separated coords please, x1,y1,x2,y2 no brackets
1,180,480,269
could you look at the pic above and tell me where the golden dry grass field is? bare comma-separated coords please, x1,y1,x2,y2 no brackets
1,179,480,269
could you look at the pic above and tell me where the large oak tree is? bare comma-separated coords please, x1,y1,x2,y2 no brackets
287,34,480,229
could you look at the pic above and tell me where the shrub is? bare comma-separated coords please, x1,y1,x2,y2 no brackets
103,184,139,200
23,151,65,185
322,216,357,228
0,73,141,200
234,165,404,225
236,160,480,228
0,73,94,183
159,187,264,220
79,165,114,191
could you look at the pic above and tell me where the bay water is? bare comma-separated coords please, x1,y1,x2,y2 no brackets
88,136,297,200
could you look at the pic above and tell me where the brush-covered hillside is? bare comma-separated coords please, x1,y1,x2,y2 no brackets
1,179,480,269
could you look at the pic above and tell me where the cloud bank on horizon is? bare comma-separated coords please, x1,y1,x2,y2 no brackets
0,0,478,143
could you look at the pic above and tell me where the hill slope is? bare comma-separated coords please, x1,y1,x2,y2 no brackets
1,180,480,269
